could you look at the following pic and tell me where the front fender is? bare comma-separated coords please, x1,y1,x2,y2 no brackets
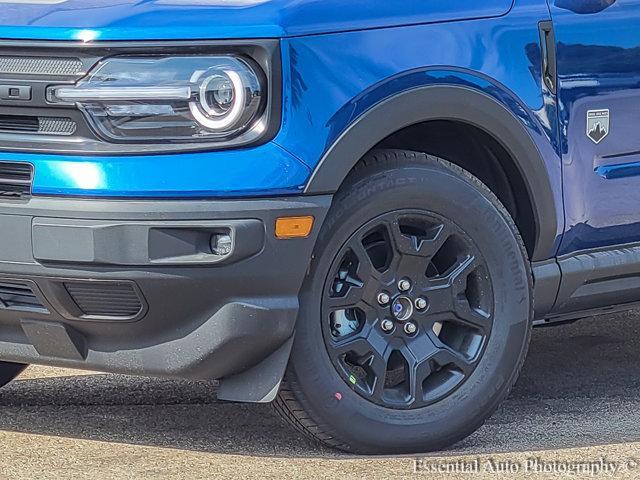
304,80,558,261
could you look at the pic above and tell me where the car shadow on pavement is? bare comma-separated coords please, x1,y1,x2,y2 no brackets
0,311,640,458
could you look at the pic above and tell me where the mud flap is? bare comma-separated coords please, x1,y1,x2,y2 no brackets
217,335,294,403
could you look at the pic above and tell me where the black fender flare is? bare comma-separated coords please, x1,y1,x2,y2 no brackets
304,84,558,261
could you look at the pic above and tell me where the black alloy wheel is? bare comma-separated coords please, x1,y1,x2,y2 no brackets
323,210,493,409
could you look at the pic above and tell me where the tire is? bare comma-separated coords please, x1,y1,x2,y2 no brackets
0,361,27,388
274,149,533,454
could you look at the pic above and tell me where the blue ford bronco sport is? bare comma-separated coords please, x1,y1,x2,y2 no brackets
0,0,636,454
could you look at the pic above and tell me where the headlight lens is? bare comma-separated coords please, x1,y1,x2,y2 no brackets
50,55,266,143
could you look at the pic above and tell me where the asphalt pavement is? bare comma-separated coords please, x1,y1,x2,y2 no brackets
1,311,640,479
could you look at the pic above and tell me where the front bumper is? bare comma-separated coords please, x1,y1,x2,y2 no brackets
0,195,330,380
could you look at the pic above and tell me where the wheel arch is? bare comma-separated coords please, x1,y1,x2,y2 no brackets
304,84,558,262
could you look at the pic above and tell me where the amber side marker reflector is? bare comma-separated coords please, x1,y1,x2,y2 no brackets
275,216,314,239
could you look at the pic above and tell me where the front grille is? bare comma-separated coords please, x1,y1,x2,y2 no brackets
0,55,84,77
0,115,37,132
0,282,47,313
0,46,99,154
38,116,77,135
0,115,76,135
64,282,144,319
0,162,33,199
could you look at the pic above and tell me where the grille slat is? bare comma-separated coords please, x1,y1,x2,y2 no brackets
0,177,31,186
0,282,47,313
0,162,32,199
0,115,38,132
64,282,143,319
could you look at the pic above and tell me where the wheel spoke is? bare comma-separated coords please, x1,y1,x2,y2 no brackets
386,217,450,258
326,284,366,310
431,347,475,376
414,223,451,259
386,218,421,257
331,323,390,397
350,238,383,284
423,254,491,331
453,297,492,332
449,255,478,287
427,254,477,289
331,328,372,357
363,348,389,398
403,333,440,403
421,284,455,316
408,359,433,405
384,218,455,281
327,238,383,309
449,255,492,331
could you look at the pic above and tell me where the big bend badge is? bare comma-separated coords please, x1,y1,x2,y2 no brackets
587,109,610,144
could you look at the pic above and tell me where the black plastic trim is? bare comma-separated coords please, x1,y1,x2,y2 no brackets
0,161,32,199
0,195,324,219
304,85,558,261
0,194,331,382
50,279,148,322
550,242,640,317
532,259,561,319
530,244,640,324
538,21,557,94
0,39,282,155
0,279,49,314
32,218,264,266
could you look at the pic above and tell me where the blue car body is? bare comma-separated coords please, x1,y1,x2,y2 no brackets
2,0,639,258
0,0,638,400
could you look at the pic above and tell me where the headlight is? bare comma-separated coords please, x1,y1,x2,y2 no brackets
49,55,266,143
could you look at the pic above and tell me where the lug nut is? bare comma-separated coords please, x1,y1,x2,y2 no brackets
415,297,428,310
377,292,390,306
398,279,411,291
381,319,394,332
404,322,417,335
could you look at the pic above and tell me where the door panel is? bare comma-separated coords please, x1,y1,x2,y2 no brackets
550,0,640,254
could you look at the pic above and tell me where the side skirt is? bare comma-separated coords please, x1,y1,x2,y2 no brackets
533,242,640,324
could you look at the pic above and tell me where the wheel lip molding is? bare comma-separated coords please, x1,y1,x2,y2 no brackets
304,84,558,262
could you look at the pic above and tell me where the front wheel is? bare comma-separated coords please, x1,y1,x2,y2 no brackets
274,150,532,454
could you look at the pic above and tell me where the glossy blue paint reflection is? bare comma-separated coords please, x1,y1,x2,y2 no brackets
549,0,640,254
0,0,514,41
7,144,310,198
595,159,640,180
555,0,616,14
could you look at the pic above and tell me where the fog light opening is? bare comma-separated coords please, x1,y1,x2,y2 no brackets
210,233,233,256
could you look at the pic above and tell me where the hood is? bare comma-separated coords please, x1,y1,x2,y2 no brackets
0,0,513,41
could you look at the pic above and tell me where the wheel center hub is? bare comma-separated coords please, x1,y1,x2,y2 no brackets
391,296,413,321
